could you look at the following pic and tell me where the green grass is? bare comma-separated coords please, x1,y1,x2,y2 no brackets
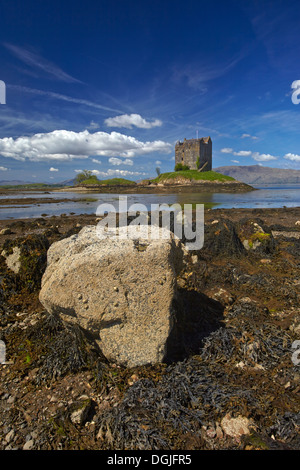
152,170,235,183
80,177,136,186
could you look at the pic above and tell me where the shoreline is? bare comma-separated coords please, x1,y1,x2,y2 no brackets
1,206,299,237
55,180,255,194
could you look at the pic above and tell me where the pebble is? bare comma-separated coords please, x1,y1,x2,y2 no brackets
7,396,16,404
0,228,12,235
23,439,34,450
5,430,15,443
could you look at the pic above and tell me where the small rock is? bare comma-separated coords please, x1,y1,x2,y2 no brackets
5,429,15,443
221,414,252,439
206,427,216,438
0,228,12,235
191,254,198,264
215,423,223,439
70,397,92,426
127,374,139,386
23,439,34,450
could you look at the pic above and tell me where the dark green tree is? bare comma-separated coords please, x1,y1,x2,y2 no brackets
75,170,93,184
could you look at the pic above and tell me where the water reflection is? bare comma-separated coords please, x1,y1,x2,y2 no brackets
0,185,299,220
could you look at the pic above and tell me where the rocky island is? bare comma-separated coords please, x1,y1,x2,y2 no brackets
63,170,255,194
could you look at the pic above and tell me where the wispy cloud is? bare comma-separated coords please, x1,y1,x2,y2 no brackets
241,133,258,140
4,43,82,83
8,84,123,114
171,53,245,90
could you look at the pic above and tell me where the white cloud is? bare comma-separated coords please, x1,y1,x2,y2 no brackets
220,148,233,154
252,152,277,162
91,158,102,164
0,166,8,171
104,113,162,129
231,160,240,163
91,169,146,178
109,157,133,166
49,167,59,172
283,153,300,162
0,129,172,162
233,150,252,157
155,160,162,165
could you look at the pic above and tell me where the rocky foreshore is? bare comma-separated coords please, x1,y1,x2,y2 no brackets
57,179,254,193
0,207,299,450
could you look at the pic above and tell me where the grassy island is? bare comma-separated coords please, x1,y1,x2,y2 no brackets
151,170,235,184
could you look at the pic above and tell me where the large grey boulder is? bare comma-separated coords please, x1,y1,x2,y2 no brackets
39,225,186,367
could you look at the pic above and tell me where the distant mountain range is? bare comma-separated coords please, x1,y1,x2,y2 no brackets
0,178,76,186
0,180,37,186
214,165,300,184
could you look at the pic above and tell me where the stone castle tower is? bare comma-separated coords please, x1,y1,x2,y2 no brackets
175,137,212,171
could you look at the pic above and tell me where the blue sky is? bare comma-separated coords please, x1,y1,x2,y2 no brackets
1,0,300,182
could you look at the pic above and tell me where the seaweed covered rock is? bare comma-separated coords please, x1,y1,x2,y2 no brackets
0,234,50,312
39,225,187,367
1,233,49,290
201,219,246,258
236,218,276,254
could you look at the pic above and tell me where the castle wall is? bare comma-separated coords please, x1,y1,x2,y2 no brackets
175,137,212,171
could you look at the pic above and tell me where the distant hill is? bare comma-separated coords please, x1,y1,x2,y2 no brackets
0,180,36,186
214,165,300,184
59,178,77,186
0,178,76,187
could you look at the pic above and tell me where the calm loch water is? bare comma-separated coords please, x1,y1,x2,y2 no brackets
0,185,299,220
